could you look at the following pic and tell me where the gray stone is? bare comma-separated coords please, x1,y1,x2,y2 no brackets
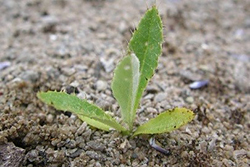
19,70,40,83
26,149,39,162
87,141,106,152
65,139,77,149
69,149,83,158
154,92,168,102
86,151,104,160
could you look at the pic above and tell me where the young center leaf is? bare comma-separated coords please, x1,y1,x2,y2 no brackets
111,54,140,130
37,91,127,132
133,108,194,136
128,6,163,122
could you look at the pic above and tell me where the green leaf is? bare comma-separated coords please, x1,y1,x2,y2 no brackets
78,115,111,131
111,54,140,130
128,6,163,120
37,91,127,132
133,108,194,136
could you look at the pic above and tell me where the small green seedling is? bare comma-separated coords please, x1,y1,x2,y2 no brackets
37,6,194,136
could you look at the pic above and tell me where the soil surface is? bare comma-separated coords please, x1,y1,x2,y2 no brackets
0,0,249,166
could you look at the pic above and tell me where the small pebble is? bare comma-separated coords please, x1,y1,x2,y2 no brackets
46,114,54,123
154,92,168,102
233,149,247,160
199,141,207,152
100,57,115,73
201,126,210,134
208,138,216,152
180,70,202,81
95,162,102,167
222,158,236,167
27,150,39,162
69,149,83,158
185,96,194,104
181,151,189,158
0,61,11,70
87,141,105,151
146,85,160,93
86,151,103,160
97,33,108,39
19,70,40,83
76,122,87,135
95,80,107,91
189,80,209,89
118,21,127,33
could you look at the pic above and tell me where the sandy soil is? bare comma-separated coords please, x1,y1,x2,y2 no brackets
0,0,249,166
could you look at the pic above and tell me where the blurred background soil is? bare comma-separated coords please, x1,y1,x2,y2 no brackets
0,0,249,166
